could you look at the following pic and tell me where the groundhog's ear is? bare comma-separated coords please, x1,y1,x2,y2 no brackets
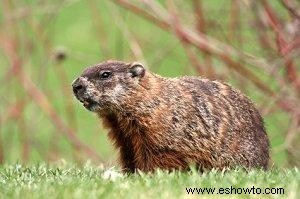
129,62,145,78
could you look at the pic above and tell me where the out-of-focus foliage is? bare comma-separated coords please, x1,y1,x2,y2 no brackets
0,0,299,167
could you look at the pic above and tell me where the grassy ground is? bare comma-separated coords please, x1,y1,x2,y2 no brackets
0,163,299,199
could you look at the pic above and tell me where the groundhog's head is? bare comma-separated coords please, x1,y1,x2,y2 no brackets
72,60,145,112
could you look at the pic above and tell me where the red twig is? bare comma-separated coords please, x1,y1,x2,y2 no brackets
192,0,215,77
18,69,103,162
281,0,300,19
113,0,274,94
261,0,300,91
113,0,300,126
282,36,300,55
0,36,104,163
166,0,204,75
87,0,109,57
251,3,277,58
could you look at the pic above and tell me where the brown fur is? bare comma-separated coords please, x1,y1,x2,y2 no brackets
72,60,270,173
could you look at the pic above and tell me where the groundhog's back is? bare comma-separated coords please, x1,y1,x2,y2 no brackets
111,72,269,171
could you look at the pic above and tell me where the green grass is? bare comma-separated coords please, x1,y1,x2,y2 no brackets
0,163,299,199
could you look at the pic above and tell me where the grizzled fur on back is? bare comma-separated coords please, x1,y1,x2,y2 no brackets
72,60,270,173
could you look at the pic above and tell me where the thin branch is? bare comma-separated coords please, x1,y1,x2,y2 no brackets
113,0,271,70
281,0,300,19
17,68,104,162
0,36,104,163
261,0,300,91
113,0,274,95
113,0,300,126
192,0,215,77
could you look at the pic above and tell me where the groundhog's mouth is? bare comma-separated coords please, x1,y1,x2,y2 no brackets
79,98,100,112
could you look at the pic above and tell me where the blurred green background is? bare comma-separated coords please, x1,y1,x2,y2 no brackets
0,0,299,167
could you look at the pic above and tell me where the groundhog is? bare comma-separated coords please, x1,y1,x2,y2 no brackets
72,60,269,173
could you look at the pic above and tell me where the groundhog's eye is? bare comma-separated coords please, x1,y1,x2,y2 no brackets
100,71,111,79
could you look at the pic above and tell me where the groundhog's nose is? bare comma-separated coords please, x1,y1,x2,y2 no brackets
72,77,84,94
